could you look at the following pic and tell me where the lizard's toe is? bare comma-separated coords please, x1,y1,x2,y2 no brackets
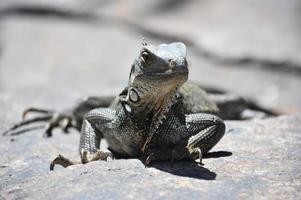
80,150,113,164
144,153,155,168
50,154,79,170
3,107,76,137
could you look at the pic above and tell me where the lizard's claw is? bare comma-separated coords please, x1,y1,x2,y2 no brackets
80,150,114,164
22,107,53,120
144,153,155,168
197,148,204,166
50,154,80,170
2,107,76,137
50,151,114,171
43,112,75,137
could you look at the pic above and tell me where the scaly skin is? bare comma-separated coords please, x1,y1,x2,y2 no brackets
3,42,274,169
72,42,225,168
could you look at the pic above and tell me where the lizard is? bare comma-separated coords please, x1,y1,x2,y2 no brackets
2,42,274,170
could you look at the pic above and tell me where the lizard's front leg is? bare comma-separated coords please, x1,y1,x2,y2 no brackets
79,108,115,164
143,113,225,166
143,144,193,167
185,113,225,164
50,108,115,170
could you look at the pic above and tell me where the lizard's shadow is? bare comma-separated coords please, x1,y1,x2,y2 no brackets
151,161,216,180
149,150,232,180
203,150,232,159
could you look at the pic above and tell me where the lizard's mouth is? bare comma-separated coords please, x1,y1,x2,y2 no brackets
146,71,188,77
145,70,188,79
144,63,188,77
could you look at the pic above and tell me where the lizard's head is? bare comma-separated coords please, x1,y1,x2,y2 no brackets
130,42,188,81
120,42,188,117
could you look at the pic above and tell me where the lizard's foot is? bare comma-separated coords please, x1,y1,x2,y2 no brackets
143,148,204,168
197,148,204,165
2,107,76,137
144,152,156,167
80,150,113,164
141,143,159,167
49,150,113,170
50,154,80,170
143,146,188,167
187,147,204,166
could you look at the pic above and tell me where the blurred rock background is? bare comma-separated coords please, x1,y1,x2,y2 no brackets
0,0,300,199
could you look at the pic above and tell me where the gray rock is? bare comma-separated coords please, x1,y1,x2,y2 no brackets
98,0,301,69
0,3,300,199
0,16,142,107
0,114,300,199
2,0,301,69
0,0,109,14
187,51,301,113
1,16,301,113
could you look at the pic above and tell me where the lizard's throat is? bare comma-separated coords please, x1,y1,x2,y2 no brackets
127,85,179,131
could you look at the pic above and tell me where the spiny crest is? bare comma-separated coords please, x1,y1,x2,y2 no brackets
152,91,178,131
141,37,147,46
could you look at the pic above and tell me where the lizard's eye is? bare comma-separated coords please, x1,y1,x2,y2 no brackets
140,50,149,63
169,59,177,69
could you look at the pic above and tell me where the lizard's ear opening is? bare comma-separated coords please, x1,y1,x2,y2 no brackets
128,88,140,103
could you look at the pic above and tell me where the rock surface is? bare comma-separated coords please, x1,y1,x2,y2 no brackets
1,1,301,113
0,115,300,199
0,0,300,199
98,0,301,68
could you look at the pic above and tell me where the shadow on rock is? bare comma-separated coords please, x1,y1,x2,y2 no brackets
151,161,216,180
149,150,232,180
203,150,232,159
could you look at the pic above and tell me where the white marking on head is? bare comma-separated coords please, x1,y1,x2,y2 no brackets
124,104,132,113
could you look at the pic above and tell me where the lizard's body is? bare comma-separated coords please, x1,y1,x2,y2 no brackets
81,83,220,158
3,42,273,169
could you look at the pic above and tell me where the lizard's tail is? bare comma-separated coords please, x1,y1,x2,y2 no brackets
246,100,279,116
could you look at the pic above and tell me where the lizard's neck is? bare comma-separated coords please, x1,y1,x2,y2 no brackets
148,89,178,130
128,85,179,132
